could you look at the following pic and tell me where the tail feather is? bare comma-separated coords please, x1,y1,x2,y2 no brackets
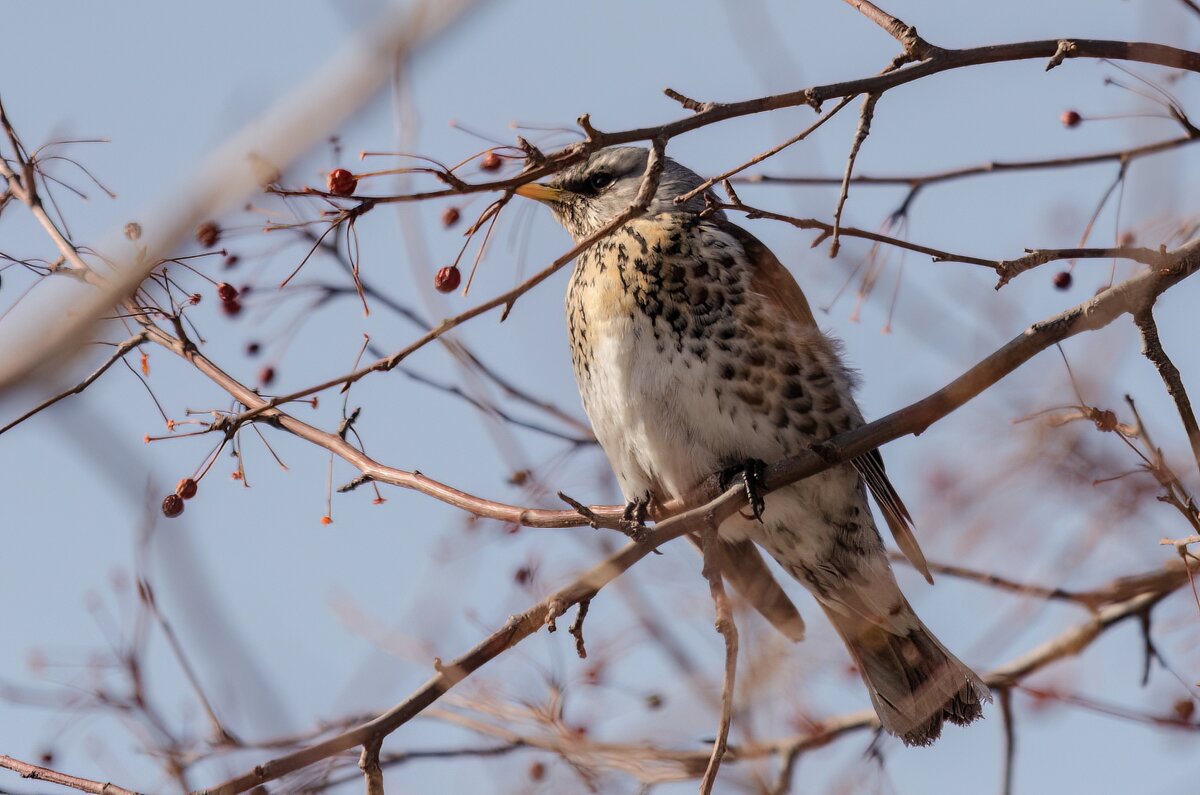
820,597,989,746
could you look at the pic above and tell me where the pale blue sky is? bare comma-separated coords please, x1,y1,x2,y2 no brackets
2,2,1199,793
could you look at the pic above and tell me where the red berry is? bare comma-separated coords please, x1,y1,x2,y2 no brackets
479,151,502,171
246,341,261,356
217,282,238,302
220,299,242,317
528,761,546,782
1060,110,1082,128
189,293,202,305
176,477,198,499
224,254,240,268
196,221,220,247
434,265,461,293
1053,271,1072,290
441,206,461,227
327,168,358,196
1119,230,1136,247
259,366,275,386
231,471,243,481
320,515,333,526
162,494,185,518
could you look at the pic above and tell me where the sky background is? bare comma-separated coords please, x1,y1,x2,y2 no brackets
2,1,1200,793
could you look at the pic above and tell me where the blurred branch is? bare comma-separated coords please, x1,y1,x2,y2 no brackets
0,0,480,393
213,556,1200,791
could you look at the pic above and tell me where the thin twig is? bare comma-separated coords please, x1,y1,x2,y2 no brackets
0,332,148,435
841,0,937,59
0,755,143,795
830,93,879,257
698,525,739,795
1134,308,1200,480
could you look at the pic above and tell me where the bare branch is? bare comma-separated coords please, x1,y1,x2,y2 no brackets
0,755,143,795
699,525,739,795
1134,308,1200,480
0,332,148,435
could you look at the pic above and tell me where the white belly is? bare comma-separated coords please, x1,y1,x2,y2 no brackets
576,312,789,502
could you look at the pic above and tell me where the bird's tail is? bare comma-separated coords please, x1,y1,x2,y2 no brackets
818,583,989,746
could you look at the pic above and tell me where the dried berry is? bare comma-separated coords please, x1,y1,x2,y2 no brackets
1052,271,1072,290
224,254,240,268
441,206,461,227
189,293,202,305
176,477,198,499
220,299,242,317
246,341,261,356
196,221,221,247
162,494,185,518
327,168,358,196
1118,230,1136,247
124,222,142,241
217,282,238,302
434,265,461,293
479,151,502,171
259,366,275,386
1060,109,1082,128
1092,408,1118,432
528,761,546,782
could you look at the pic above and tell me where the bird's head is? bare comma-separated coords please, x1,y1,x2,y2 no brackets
515,146,717,240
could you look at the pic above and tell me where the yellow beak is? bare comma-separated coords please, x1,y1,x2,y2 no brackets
514,182,564,203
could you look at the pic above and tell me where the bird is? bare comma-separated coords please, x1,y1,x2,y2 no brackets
515,146,988,746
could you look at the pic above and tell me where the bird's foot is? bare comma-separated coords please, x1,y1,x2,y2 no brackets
620,494,652,541
720,459,768,523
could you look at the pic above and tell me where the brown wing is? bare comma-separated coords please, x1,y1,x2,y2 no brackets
852,450,932,584
690,534,806,642
724,220,933,584
720,220,819,330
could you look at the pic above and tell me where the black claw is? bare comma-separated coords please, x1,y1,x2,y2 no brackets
721,459,767,523
620,493,652,541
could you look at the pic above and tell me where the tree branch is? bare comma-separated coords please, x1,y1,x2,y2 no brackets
1134,308,1200,481
0,755,143,795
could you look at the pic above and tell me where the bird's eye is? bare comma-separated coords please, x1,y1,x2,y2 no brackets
587,171,615,191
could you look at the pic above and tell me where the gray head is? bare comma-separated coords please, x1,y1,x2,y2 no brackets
515,147,716,240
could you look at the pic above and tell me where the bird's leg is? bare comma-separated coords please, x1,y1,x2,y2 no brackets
720,459,768,523
620,493,652,541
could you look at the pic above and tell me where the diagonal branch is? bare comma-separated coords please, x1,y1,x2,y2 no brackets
1134,308,1200,480
0,332,148,435
840,0,938,59
0,755,143,795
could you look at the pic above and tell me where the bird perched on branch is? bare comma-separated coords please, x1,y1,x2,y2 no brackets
516,146,988,746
